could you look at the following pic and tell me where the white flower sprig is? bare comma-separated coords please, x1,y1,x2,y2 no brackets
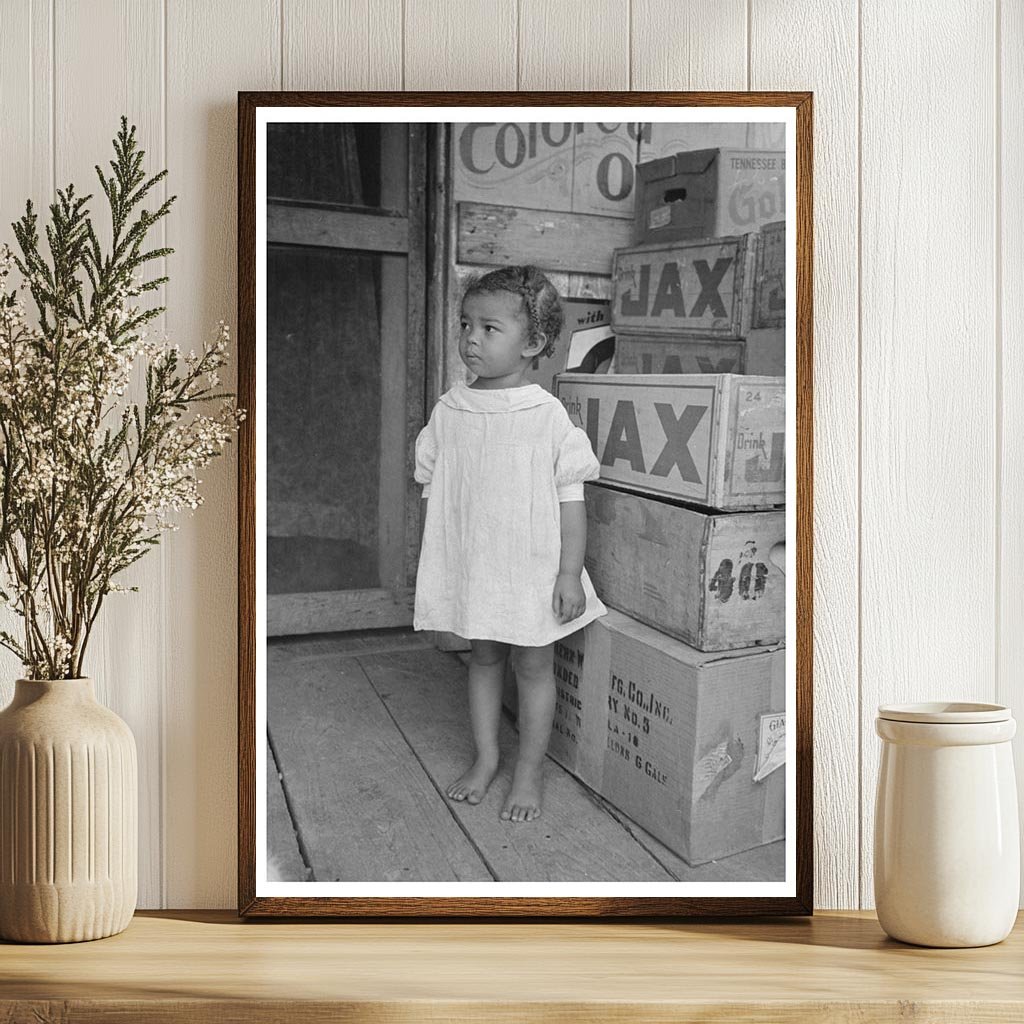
0,117,245,680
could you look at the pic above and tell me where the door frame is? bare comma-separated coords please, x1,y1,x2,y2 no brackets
266,122,431,636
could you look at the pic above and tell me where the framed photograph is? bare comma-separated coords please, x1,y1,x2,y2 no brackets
237,92,812,917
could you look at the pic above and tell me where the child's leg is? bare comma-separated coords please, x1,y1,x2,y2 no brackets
502,642,555,822
446,638,508,804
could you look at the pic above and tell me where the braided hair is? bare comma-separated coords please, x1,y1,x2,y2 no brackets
461,265,564,359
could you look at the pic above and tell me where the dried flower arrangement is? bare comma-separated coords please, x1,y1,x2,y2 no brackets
0,117,245,680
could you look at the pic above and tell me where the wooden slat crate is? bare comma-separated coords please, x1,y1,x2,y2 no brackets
556,373,785,510
612,334,747,376
752,220,786,329
584,481,786,651
611,235,754,339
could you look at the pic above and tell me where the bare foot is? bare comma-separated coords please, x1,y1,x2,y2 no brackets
500,762,544,822
446,756,499,805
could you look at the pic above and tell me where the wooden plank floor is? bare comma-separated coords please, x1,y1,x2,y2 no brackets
267,629,785,883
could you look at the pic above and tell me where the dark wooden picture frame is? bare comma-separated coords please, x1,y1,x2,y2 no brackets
238,91,813,918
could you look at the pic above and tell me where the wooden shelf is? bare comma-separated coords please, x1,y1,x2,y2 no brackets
2,910,1022,1021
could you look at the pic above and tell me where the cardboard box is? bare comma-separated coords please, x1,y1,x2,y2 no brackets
634,149,785,245
526,297,614,395
611,236,753,339
753,220,785,329
507,608,786,865
584,481,786,651
501,632,605,788
556,373,785,510
612,334,746,376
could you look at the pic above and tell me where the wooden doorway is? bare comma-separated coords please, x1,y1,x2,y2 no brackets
266,123,428,636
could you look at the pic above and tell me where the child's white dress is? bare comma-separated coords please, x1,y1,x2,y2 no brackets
413,381,608,647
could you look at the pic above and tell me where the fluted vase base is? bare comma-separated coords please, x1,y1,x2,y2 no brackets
0,678,138,944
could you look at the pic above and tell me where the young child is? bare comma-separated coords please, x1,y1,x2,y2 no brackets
413,265,607,823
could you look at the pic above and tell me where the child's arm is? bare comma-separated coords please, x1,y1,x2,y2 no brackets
553,500,587,623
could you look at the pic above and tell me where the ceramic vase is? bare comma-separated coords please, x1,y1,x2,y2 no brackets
0,677,137,943
874,702,1019,948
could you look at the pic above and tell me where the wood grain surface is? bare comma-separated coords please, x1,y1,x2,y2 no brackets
268,652,492,881
1,910,1023,1023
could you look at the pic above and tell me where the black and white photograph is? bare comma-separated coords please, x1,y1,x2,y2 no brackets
240,98,808,914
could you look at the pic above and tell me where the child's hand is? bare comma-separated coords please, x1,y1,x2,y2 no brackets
552,573,586,623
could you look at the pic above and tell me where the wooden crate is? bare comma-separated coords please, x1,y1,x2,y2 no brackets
612,334,746,376
611,236,754,339
556,373,785,510
746,328,785,377
634,149,786,245
753,220,785,329
507,608,786,865
584,481,786,651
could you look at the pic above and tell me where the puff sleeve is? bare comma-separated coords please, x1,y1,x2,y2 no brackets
413,415,437,497
554,424,600,502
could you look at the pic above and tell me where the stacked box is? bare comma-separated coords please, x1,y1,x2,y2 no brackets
610,213,785,380
613,336,746,376
500,152,790,869
507,609,785,865
633,148,785,246
583,481,785,652
611,237,753,340
555,373,785,511
610,231,776,380
746,220,786,376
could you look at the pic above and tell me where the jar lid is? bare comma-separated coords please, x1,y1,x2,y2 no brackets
877,701,1011,724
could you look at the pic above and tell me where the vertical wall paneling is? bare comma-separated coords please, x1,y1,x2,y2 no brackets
404,0,516,90
53,0,166,909
999,0,1024,899
0,0,50,248
283,0,402,90
0,1,55,697
750,0,860,911
860,0,998,908
0,0,1019,912
517,0,629,91
630,0,747,91
164,0,280,908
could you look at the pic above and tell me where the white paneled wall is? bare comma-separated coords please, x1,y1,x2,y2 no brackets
0,0,1017,910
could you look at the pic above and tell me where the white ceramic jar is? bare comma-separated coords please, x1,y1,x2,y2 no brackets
874,702,1019,947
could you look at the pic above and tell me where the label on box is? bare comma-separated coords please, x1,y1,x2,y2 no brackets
559,378,717,502
648,205,672,229
754,712,785,782
728,382,786,499
612,239,747,338
453,122,642,218
720,152,786,235
753,221,786,329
